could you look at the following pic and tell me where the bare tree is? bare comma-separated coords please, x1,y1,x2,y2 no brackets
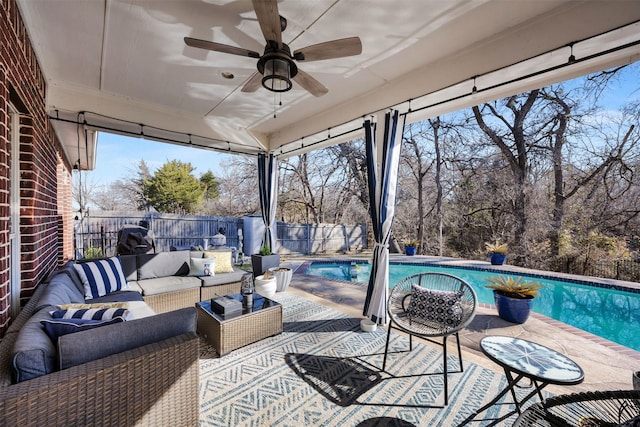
472,90,539,265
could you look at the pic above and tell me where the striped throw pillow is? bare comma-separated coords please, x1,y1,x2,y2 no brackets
51,307,132,321
73,256,128,299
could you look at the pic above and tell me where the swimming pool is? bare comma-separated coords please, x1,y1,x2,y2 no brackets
305,261,640,351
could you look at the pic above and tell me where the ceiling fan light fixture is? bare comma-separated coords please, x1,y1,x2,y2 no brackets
262,57,292,92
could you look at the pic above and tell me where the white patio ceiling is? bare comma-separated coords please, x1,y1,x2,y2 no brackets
15,0,640,169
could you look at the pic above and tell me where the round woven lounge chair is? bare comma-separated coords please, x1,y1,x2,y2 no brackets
512,389,640,426
382,272,478,405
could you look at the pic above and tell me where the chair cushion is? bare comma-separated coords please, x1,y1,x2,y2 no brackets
407,284,463,327
73,256,128,299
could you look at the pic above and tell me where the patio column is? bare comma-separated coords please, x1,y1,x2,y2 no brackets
363,110,405,325
258,153,278,251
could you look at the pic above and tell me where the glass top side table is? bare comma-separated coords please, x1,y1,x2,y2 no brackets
459,335,584,427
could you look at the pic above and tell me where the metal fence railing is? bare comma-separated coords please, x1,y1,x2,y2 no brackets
550,257,640,283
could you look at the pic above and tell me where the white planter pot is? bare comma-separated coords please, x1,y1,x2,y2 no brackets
268,267,293,292
254,275,277,298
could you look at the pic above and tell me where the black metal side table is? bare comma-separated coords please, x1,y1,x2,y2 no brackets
459,335,584,426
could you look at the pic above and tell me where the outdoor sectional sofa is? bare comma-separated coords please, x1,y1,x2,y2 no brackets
0,249,245,426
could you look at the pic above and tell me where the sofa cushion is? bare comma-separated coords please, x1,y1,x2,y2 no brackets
11,309,58,382
203,250,234,273
189,257,215,276
200,268,246,287
138,251,190,280
136,276,201,296
60,262,87,296
58,307,197,370
41,317,125,342
119,254,138,282
34,271,85,312
74,256,128,299
87,290,144,303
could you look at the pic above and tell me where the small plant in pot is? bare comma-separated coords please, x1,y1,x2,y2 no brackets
485,275,542,324
485,242,508,265
404,240,418,256
251,245,280,278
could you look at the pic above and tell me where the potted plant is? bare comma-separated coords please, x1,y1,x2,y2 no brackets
404,240,418,256
485,275,542,323
485,242,508,265
251,245,280,278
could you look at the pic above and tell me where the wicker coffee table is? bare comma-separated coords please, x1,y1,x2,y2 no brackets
196,293,282,356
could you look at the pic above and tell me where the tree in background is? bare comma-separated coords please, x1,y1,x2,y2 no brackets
204,156,259,217
144,160,205,213
199,170,220,200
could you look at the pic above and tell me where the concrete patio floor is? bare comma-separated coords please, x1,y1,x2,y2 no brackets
279,255,640,399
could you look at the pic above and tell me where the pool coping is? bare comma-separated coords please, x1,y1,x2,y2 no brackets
293,257,640,361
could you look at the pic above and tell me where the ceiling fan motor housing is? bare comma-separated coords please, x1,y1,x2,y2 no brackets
258,41,298,92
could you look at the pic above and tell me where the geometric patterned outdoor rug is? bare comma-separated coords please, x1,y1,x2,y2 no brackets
198,293,532,426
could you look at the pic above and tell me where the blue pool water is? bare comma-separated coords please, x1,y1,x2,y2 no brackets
305,262,640,351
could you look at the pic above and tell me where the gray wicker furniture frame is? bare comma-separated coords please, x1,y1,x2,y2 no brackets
513,389,640,426
196,294,283,356
382,272,478,405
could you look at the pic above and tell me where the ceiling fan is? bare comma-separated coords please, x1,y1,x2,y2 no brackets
184,0,362,97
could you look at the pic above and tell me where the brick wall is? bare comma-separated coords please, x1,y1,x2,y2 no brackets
57,153,74,264
0,0,72,335
0,59,8,332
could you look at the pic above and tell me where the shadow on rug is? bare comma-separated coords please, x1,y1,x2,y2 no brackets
285,353,384,406
198,292,529,426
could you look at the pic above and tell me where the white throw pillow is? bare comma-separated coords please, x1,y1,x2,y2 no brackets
189,257,216,277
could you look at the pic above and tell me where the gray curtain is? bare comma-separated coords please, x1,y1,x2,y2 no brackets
258,153,278,251
363,110,405,324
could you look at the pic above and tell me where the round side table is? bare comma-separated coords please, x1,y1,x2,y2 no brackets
459,335,584,426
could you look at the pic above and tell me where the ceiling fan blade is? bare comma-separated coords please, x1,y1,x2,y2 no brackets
252,0,282,47
184,37,260,58
293,69,328,97
293,37,362,61
241,72,263,93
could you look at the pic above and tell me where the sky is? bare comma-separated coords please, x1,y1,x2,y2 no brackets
86,133,238,187
85,64,638,188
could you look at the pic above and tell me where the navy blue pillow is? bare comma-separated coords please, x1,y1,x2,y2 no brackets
41,317,125,342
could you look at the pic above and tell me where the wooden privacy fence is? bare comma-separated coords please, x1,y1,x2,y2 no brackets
276,222,367,255
74,212,366,259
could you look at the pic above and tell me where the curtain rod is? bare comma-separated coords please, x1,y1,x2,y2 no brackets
50,111,262,156
276,24,640,157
